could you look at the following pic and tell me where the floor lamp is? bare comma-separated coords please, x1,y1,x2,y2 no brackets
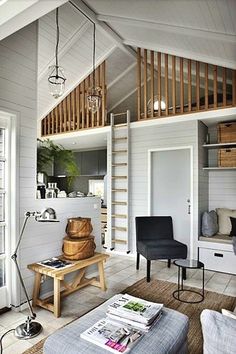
11,208,59,339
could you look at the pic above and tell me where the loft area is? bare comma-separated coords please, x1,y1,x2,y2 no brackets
41,48,236,137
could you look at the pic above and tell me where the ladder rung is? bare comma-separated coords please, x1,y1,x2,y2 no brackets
113,137,127,141
112,201,127,205
112,189,127,192
113,123,127,128
112,150,127,153
112,163,127,167
112,239,128,244
112,176,127,179
112,227,127,232
112,214,127,219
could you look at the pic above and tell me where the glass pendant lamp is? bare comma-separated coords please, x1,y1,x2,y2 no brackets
87,23,101,113
48,8,66,99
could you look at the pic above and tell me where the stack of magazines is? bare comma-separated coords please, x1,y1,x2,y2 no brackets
106,294,163,332
80,294,163,353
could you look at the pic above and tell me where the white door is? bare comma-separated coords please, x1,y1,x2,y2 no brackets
150,148,192,256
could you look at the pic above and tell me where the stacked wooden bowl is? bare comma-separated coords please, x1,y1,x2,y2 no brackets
62,217,96,260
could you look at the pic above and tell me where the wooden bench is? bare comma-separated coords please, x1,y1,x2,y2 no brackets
28,252,109,317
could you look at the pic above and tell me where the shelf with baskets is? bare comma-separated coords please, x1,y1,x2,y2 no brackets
203,122,236,170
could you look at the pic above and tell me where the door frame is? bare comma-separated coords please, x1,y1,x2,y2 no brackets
148,146,194,259
0,109,18,309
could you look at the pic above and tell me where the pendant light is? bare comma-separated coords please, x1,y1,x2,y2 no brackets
87,23,101,113
48,8,66,99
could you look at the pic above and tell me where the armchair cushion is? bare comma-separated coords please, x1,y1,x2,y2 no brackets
137,239,187,260
201,309,236,354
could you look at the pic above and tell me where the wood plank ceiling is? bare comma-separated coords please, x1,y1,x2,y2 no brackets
85,0,236,69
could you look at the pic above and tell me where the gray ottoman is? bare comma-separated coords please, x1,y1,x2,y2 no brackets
44,295,189,354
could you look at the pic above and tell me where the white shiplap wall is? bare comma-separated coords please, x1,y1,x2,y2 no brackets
208,126,236,210
198,121,209,234
0,22,38,307
21,197,101,302
0,22,101,306
128,120,199,257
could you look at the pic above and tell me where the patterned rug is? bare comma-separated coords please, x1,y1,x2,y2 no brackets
23,279,236,354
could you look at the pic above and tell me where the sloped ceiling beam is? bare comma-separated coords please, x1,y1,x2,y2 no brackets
97,15,236,44
97,14,236,70
69,0,136,59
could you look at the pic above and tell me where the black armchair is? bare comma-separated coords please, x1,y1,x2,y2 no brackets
136,216,188,282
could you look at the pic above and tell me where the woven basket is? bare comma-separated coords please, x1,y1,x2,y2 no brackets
62,235,96,260
66,217,93,238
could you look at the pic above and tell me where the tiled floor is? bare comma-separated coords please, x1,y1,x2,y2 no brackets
0,254,235,354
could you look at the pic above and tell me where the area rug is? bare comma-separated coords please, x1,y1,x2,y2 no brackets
23,279,236,354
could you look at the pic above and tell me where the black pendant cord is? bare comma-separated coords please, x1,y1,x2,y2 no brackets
93,22,96,89
69,0,96,89
55,8,60,76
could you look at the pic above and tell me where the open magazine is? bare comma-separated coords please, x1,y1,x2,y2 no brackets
80,318,144,353
37,257,73,269
107,294,163,325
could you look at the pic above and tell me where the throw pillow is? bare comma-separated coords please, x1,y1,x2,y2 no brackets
230,217,236,237
216,208,236,235
202,210,218,237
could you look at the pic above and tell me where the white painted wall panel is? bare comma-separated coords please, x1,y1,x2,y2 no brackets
126,121,199,257
198,121,209,234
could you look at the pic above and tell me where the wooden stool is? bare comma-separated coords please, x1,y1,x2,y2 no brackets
28,252,109,317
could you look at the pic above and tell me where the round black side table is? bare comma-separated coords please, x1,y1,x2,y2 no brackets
173,259,204,304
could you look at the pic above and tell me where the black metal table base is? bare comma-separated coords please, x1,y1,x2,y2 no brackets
173,260,205,304
173,289,204,304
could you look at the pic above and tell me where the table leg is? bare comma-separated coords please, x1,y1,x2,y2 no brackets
32,273,42,307
54,278,61,318
202,266,205,300
98,261,106,291
177,266,180,300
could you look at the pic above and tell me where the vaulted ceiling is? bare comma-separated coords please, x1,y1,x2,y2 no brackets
1,0,235,122
36,0,236,121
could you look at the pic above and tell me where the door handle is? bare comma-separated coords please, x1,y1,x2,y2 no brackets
187,199,191,215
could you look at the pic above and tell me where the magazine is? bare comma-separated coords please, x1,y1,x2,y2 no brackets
37,257,73,269
106,311,163,332
107,294,163,325
80,318,144,353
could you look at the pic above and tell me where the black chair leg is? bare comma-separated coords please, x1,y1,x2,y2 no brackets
182,267,187,280
136,253,140,270
167,259,171,268
147,260,151,282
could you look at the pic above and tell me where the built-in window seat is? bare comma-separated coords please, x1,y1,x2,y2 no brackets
199,234,232,245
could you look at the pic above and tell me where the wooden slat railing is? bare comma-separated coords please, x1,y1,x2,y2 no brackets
137,48,236,120
41,62,106,137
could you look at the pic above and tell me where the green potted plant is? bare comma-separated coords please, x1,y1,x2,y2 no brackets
37,139,79,189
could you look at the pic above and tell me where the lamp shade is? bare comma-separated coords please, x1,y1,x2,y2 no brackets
87,87,102,113
36,208,59,222
48,65,66,99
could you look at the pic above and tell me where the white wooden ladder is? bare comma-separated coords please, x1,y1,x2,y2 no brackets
106,110,130,253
